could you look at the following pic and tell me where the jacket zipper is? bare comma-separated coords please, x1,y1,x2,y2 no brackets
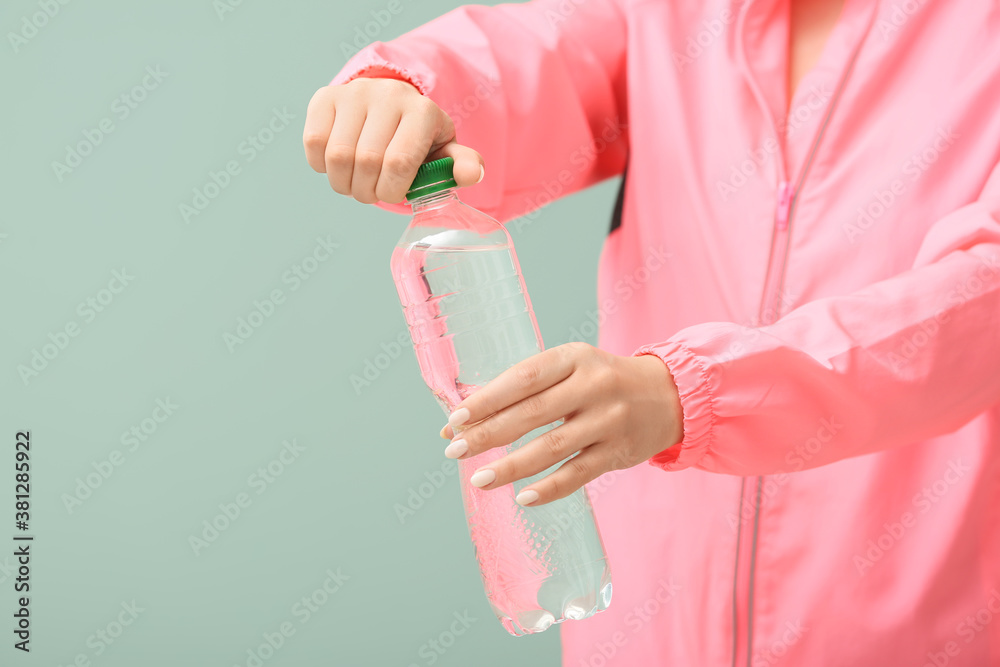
730,3,879,666
761,180,795,318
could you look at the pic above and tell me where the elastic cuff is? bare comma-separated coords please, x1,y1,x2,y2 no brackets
633,340,717,471
330,45,431,95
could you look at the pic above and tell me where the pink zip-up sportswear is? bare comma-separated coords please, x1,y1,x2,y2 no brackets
332,1,1000,664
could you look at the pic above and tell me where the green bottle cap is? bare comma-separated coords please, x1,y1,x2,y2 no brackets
405,157,458,202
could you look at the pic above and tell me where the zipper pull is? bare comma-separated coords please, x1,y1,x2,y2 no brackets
776,181,793,231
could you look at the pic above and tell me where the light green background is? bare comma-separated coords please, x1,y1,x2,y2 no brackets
1,1,620,665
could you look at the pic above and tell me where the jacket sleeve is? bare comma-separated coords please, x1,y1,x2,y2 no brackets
635,161,1000,476
329,0,628,221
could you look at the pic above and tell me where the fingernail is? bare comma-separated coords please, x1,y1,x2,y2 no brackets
476,164,485,184
469,468,496,488
448,407,471,428
439,424,451,439
515,489,539,506
444,439,468,459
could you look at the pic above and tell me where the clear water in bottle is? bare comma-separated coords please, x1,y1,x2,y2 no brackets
390,157,612,636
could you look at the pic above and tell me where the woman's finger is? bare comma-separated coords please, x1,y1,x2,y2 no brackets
465,415,600,491
512,443,614,506
427,141,485,187
325,103,368,195
376,110,438,203
351,108,403,204
445,375,581,459
303,87,337,172
446,344,584,431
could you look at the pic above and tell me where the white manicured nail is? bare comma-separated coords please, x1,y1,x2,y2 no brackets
444,439,468,459
515,490,539,506
476,165,485,184
470,469,496,488
448,407,471,428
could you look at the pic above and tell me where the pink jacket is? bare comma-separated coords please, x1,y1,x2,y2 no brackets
333,1,1000,664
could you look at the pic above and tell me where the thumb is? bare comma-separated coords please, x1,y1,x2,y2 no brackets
427,141,485,188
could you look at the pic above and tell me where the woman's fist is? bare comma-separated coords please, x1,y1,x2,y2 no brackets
303,77,484,204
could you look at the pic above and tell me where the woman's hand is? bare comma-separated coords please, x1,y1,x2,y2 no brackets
439,342,684,506
303,77,484,204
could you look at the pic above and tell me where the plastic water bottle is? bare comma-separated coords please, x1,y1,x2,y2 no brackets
390,157,612,636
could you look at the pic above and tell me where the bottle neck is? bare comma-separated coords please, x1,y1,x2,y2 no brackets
409,188,459,213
